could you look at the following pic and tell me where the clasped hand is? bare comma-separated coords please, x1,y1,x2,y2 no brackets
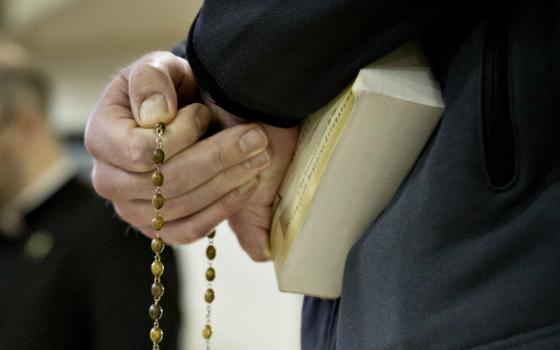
84,52,298,261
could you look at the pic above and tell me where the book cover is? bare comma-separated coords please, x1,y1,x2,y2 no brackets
270,41,445,298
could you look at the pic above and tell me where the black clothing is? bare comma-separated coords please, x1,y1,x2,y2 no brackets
181,0,560,348
0,178,181,350
186,1,457,127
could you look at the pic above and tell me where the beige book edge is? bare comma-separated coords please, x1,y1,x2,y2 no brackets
271,41,445,298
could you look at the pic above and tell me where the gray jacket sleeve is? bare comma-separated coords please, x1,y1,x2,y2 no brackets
184,0,449,127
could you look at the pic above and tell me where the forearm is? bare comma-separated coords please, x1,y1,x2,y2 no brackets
184,0,452,127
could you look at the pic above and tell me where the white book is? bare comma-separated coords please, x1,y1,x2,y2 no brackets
270,41,445,298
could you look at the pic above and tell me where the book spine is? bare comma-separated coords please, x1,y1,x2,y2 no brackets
278,86,356,241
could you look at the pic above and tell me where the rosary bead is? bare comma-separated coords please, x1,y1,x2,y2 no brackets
152,171,164,187
208,230,216,239
206,245,216,260
150,326,163,343
152,193,165,209
149,303,163,320
151,238,165,254
202,325,213,339
151,282,164,299
204,288,215,303
206,267,216,281
151,260,165,277
155,122,166,133
152,215,165,231
153,148,165,164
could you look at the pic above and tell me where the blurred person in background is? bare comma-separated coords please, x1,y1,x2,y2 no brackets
0,39,181,350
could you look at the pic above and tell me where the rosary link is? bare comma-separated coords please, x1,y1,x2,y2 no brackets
150,122,166,350
203,229,217,349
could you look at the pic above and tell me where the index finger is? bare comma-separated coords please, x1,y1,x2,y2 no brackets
85,103,211,173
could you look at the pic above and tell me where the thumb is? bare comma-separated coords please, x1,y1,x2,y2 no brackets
127,51,197,128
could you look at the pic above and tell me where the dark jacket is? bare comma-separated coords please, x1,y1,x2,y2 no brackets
0,178,181,349
178,0,560,348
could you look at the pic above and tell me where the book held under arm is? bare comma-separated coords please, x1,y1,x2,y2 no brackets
270,41,445,299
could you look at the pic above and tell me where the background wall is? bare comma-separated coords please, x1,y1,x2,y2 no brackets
1,1,302,349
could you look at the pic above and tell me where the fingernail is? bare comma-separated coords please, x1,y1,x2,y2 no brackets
140,94,169,124
239,128,267,153
244,151,270,169
237,178,258,194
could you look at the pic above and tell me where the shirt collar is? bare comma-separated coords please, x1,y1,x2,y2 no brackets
0,156,75,237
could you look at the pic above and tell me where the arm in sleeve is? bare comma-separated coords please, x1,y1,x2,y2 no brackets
184,0,451,127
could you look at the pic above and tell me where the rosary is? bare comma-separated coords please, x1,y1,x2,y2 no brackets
148,122,216,349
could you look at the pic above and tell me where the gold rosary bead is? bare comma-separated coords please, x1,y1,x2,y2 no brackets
208,230,216,239
204,288,215,303
151,282,164,299
151,238,165,254
152,193,165,209
151,260,165,277
155,122,166,133
152,171,164,187
149,303,163,320
152,215,165,231
206,245,216,260
150,326,164,343
153,148,165,164
202,325,213,339
205,267,216,281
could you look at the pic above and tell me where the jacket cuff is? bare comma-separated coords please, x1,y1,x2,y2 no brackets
185,20,302,128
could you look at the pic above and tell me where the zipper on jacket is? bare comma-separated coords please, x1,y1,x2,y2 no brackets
481,13,516,189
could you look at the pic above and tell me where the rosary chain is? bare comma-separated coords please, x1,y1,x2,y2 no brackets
204,229,217,349
147,122,218,349
149,122,167,349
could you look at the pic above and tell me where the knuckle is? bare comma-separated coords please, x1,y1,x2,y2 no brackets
191,102,209,118
132,61,166,82
214,142,232,167
220,191,240,215
126,133,152,171
91,166,114,200
188,102,204,115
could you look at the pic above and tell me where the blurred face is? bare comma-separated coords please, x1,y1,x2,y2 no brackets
0,119,24,208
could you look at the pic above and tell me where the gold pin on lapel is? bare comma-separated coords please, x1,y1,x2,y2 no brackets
24,230,54,259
